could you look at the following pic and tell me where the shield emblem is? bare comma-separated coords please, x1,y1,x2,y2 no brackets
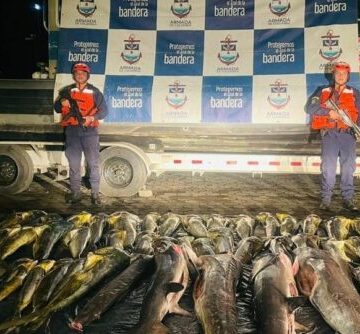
267,80,290,109
218,35,239,66
269,0,291,16
319,30,342,61
121,35,142,65
77,0,97,17
171,0,192,18
166,82,187,109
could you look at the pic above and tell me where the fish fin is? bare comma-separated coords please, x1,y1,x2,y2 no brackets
287,296,309,312
181,243,202,268
166,282,184,294
294,320,312,332
68,321,83,332
150,322,171,334
169,304,192,316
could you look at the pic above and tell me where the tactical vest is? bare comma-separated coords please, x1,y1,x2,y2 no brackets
60,86,99,127
311,87,358,130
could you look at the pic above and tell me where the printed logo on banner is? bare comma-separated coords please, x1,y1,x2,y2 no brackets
304,24,359,75
121,34,142,65
155,31,204,76
106,30,156,75
269,0,290,16
305,0,357,27
57,29,107,74
319,29,342,62
157,0,205,30
203,30,253,76
152,77,202,123
110,0,156,29
166,81,188,109
218,35,239,66
254,28,304,75
267,79,290,109
253,74,306,123
254,0,305,29
77,0,97,17
104,75,152,122
60,0,110,28
205,0,254,30
202,76,252,122
267,0,291,26
171,0,192,18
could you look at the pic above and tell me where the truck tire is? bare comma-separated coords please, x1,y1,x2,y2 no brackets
0,145,34,194
99,146,148,197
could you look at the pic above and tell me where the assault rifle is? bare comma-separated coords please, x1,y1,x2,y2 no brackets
59,89,86,130
324,98,360,139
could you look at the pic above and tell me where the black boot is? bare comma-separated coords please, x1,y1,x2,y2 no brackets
344,199,358,212
91,193,101,206
65,192,82,204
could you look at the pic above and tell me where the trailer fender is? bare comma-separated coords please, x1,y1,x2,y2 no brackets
99,145,149,197
0,145,34,194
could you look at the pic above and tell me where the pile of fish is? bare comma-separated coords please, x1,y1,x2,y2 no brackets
0,210,359,333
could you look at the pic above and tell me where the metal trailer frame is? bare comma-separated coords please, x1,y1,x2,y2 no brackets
1,140,358,197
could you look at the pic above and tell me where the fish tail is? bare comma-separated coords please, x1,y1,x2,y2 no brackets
68,321,83,332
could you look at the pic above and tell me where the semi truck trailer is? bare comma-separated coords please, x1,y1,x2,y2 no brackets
0,0,359,197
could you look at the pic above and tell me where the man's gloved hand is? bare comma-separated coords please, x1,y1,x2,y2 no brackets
329,110,341,120
83,116,95,127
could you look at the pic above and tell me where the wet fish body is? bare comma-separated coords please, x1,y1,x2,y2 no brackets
16,260,55,315
294,247,360,333
192,253,240,334
252,252,298,334
32,258,74,310
132,239,189,334
0,259,37,303
182,215,208,238
70,255,153,332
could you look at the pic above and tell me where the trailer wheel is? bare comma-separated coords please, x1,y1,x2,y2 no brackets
99,146,148,197
0,146,34,194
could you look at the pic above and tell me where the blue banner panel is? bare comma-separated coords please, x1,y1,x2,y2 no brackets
110,0,157,29
253,28,304,75
154,31,204,76
104,75,153,122
205,0,254,30
202,76,253,122
57,28,108,74
305,0,358,27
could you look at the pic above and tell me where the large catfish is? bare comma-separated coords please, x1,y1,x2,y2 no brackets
293,247,360,334
252,251,298,334
69,254,154,332
184,243,240,334
132,238,190,334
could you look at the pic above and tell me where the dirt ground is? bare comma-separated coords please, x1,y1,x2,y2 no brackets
1,171,360,220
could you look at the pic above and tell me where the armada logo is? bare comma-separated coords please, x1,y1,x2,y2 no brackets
77,0,97,17
269,0,290,16
218,35,239,66
166,81,187,109
267,80,290,109
121,34,142,65
319,30,342,62
171,0,192,18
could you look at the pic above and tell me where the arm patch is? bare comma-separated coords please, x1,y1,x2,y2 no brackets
311,96,320,105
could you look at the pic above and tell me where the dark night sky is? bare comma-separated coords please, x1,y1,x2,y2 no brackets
0,1,48,79
0,1,359,79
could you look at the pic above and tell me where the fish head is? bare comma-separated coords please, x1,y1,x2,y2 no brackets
301,214,321,235
153,237,180,254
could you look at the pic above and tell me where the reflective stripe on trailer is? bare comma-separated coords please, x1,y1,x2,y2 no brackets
147,153,360,174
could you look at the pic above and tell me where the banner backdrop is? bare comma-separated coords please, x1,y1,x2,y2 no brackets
56,0,360,124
